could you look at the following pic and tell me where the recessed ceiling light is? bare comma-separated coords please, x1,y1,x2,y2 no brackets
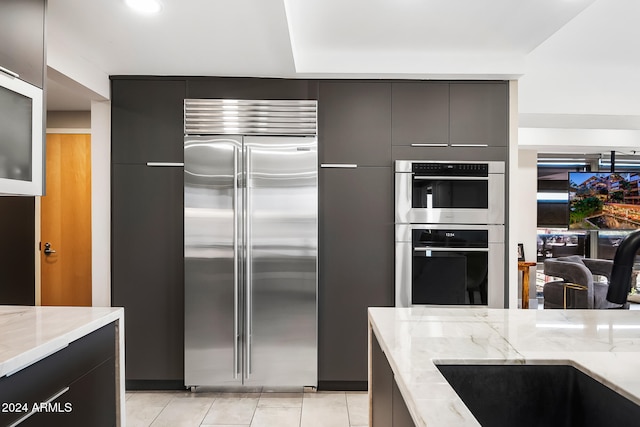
125,0,162,14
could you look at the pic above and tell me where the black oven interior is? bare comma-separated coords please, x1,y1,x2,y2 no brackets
412,179,488,209
410,163,490,210
412,229,489,305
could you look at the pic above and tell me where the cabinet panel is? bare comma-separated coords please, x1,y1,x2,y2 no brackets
372,334,393,427
392,380,416,427
111,79,186,164
187,77,318,100
318,81,391,166
112,164,184,382
391,82,449,146
392,145,508,163
449,82,508,147
0,197,35,304
319,167,393,385
0,0,45,88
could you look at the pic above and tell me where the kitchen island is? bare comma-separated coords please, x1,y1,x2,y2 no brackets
369,307,640,426
0,306,124,426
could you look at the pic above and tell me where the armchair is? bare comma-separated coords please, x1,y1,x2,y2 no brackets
542,255,627,309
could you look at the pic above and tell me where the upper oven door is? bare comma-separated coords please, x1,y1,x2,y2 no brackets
395,160,504,224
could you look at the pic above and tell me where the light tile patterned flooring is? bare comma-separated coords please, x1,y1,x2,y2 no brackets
125,391,369,427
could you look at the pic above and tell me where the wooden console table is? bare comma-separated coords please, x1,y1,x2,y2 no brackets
518,261,537,309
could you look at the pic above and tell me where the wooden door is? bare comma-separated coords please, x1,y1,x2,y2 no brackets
41,134,92,306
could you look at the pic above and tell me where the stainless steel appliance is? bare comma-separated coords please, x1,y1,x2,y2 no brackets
184,100,317,389
395,223,504,307
395,160,506,308
395,160,505,225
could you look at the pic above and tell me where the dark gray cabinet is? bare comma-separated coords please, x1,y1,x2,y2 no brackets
111,79,186,164
0,0,45,88
372,332,393,426
0,197,35,305
318,81,391,166
390,81,508,160
371,333,416,427
111,164,184,386
109,76,509,390
391,82,449,146
187,77,318,100
450,82,508,147
0,323,116,427
318,167,394,389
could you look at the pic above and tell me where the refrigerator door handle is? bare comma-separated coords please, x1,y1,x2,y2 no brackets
233,147,239,379
245,145,253,380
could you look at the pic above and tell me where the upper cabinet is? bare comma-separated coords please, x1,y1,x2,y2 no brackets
0,0,45,196
391,81,508,150
111,79,187,164
391,82,449,147
0,0,46,89
318,81,391,166
187,77,318,100
449,82,508,147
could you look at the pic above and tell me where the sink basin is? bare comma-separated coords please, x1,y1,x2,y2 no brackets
436,364,640,427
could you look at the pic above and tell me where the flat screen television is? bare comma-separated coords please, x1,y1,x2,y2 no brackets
569,172,640,230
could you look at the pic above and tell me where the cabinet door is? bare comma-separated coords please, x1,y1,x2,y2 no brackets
112,164,184,383
318,167,393,386
449,82,508,147
391,82,449,146
111,79,186,164
318,81,391,166
0,0,45,88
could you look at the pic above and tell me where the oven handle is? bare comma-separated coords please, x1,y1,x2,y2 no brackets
413,176,488,181
414,247,489,252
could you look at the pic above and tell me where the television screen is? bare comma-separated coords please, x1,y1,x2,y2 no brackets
568,172,640,230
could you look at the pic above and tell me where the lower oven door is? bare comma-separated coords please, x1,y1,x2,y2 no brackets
412,248,488,305
395,224,505,307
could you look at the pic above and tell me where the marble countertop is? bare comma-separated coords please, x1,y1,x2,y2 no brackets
368,307,640,427
0,305,124,378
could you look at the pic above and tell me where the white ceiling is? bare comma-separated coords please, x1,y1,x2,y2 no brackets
46,0,640,137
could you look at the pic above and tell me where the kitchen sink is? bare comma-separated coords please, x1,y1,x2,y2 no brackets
436,364,640,427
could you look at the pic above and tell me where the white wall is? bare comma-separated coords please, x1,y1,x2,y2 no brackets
507,80,519,308
91,100,111,307
516,149,538,308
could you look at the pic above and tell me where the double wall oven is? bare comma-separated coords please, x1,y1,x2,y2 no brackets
395,160,505,308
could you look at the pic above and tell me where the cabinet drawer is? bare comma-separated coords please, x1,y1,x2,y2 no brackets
392,145,508,163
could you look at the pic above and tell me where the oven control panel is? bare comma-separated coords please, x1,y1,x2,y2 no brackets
412,163,488,177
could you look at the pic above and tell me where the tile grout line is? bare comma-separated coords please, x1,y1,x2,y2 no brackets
197,395,216,427
247,394,259,427
344,392,352,427
145,393,174,427
298,392,305,427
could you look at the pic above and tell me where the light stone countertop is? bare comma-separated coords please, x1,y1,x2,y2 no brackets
0,305,125,425
368,307,640,427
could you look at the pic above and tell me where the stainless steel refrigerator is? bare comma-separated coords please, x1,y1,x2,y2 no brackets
184,100,317,389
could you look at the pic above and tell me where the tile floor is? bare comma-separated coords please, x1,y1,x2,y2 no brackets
125,391,369,427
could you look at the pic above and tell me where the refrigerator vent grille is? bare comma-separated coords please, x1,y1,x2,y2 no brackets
185,99,317,136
